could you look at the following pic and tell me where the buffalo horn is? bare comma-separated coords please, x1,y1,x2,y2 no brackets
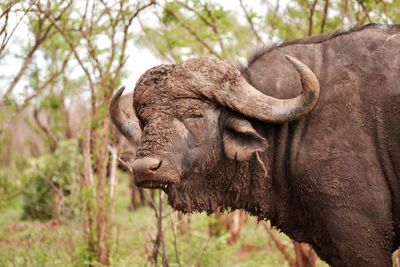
212,55,320,123
109,86,140,144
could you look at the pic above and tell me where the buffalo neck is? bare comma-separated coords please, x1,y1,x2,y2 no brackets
222,120,302,232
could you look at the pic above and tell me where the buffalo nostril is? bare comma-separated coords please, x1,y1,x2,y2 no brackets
132,157,162,175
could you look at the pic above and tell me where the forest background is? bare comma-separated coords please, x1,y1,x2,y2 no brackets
0,0,399,266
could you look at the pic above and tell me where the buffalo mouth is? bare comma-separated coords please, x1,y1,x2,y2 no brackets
137,180,171,191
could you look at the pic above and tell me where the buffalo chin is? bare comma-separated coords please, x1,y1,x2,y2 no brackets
166,183,222,214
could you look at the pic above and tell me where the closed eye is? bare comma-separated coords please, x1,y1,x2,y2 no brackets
189,113,203,119
184,113,204,119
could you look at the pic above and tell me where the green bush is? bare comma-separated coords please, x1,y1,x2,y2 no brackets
21,139,82,221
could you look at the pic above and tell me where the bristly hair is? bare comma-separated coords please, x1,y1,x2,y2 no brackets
237,23,398,75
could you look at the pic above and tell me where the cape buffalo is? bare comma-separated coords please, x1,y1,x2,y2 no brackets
110,24,400,266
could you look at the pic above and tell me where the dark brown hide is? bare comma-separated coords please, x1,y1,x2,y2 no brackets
239,24,400,267
111,24,400,267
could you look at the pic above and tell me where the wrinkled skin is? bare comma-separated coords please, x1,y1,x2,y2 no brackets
112,24,400,267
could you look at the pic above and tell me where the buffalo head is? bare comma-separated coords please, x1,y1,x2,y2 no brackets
110,56,319,213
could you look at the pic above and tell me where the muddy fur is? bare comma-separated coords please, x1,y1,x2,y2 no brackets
111,24,400,267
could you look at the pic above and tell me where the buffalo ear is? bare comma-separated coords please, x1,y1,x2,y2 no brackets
223,116,268,161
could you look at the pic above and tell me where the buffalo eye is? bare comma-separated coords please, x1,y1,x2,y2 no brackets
182,112,204,120
181,112,204,135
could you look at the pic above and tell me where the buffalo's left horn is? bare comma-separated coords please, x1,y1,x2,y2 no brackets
109,86,140,144
201,55,320,123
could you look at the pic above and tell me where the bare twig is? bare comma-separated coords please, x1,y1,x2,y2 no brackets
82,127,94,186
204,3,226,55
320,0,329,33
0,1,38,56
262,222,296,267
116,155,133,174
239,0,264,44
114,1,156,84
21,51,72,108
356,0,372,23
169,211,183,267
0,1,16,19
176,1,226,54
0,1,73,108
0,51,71,145
145,190,169,266
165,8,222,59
194,235,211,266
34,2,96,108
108,145,118,200
99,0,119,74
293,241,317,267
146,11,179,63
308,0,319,36
1,17,52,107
32,108,58,151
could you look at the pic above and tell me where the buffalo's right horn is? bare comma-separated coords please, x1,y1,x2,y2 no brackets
231,55,320,123
109,86,141,144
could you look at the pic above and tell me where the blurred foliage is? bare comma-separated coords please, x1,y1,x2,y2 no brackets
0,174,328,267
137,0,400,64
137,0,255,62
21,140,81,221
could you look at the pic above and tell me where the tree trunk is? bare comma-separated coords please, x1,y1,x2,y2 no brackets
94,117,111,266
51,185,63,226
225,209,247,245
208,209,224,238
177,212,191,235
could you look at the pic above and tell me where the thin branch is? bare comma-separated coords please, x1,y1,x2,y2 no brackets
176,1,213,29
146,190,161,265
262,222,296,267
34,2,97,113
357,0,372,23
0,6,11,53
176,1,226,54
80,28,104,78
165,9,222,59
108,145,118,200
138,17,170,63
0,1,16,19
239,0,264,44
0,50,71,137
320,0,329,33
169,211,183,267
203,3,226,55
0,40,42,108
0,17,52,107
21,51,72,108
0,0,38,55
32,108,58,151
116,155,133,174
0,1,71,108
99,0,119,74
308,0,319,36
114,1,156,84
82,127,94,186
194,235,211,266
147,11,179,63
160,193,169,267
